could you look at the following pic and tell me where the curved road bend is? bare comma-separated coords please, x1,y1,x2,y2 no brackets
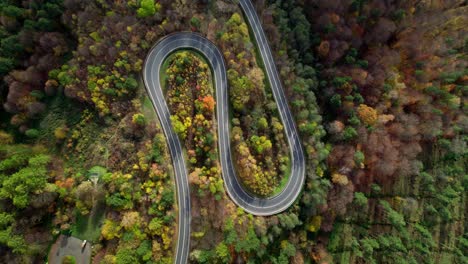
142,1,305,263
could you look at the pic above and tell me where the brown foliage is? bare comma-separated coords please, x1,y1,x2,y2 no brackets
357,104,377,126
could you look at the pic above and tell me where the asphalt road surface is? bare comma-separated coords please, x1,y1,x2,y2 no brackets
142,0,305,263
48,235,91,264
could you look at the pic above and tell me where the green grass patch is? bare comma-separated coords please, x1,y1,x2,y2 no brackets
272,157,292,196
142,95,153,109
70,201,105,243
141,95,157,121
35,95,82,145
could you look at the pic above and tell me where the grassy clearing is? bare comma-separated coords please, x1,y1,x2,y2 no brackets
159,52,177,93
70,200,105,243
37,95,82,146
141,95,158,121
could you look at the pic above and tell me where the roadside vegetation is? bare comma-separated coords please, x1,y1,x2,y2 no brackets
219,12,290,197
161,50,224,199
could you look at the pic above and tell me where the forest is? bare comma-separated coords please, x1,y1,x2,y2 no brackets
0,0,466,263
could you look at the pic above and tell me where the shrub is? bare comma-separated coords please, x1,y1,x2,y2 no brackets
0,131,13,144
392,9,406,22
354,150,365,167
132,113,146,126
190,17,201,29
343,126,357,141
62,255,77,264
357,104,377,126
354,192,368,207
137,0,158,18
54,126,68,140
25,129,40,138
0,57,15,75
330,94,342,108
124,77,138,90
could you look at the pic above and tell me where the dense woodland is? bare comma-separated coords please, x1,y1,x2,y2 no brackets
0,0,466,263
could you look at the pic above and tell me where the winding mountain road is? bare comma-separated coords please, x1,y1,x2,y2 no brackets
142,0,305,263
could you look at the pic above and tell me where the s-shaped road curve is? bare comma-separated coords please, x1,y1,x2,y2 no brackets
142,0,305,263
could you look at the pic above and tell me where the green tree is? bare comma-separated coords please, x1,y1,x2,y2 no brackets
25,129,40,138
235,226,260,253
257,117,268,130
0,227,27,254
132,113,146,126
224,218,237,245
353,192,368,208
190,250,213,263
280,240,296,258
330,94,342,108
137,0,157,18
101,219,121,240
0,213,14,229
278,213,302,230
215,242,231,263
190,17,201,29
354,150,365,167
0,35,23,57
171,115,187,139
115,248,138,264
380,200,406,230
0,57,15,75
148,217,163,235
343,126,358,141
124,77,138,90
106,193,132,209
290,7,311,54
0,5,25,17
360,238,379,256
228,69,253,111
250,135,272,154
0,153,51,208
136,240,152,261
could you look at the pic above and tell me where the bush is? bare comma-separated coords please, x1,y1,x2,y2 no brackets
357,104,377,126
115,248,138,264
354,150,365,167
54,126,68,140
354,192,368,207
392,9,406,22
25,129,40,138
0,57,15,75
343,126,357,141
132,113,146,126
124,77,138,90
62,255,77,264
190,17,201,29
330,94,342,108
137,0,157,18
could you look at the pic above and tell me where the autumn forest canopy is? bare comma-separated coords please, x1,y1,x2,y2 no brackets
0,0,466,264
